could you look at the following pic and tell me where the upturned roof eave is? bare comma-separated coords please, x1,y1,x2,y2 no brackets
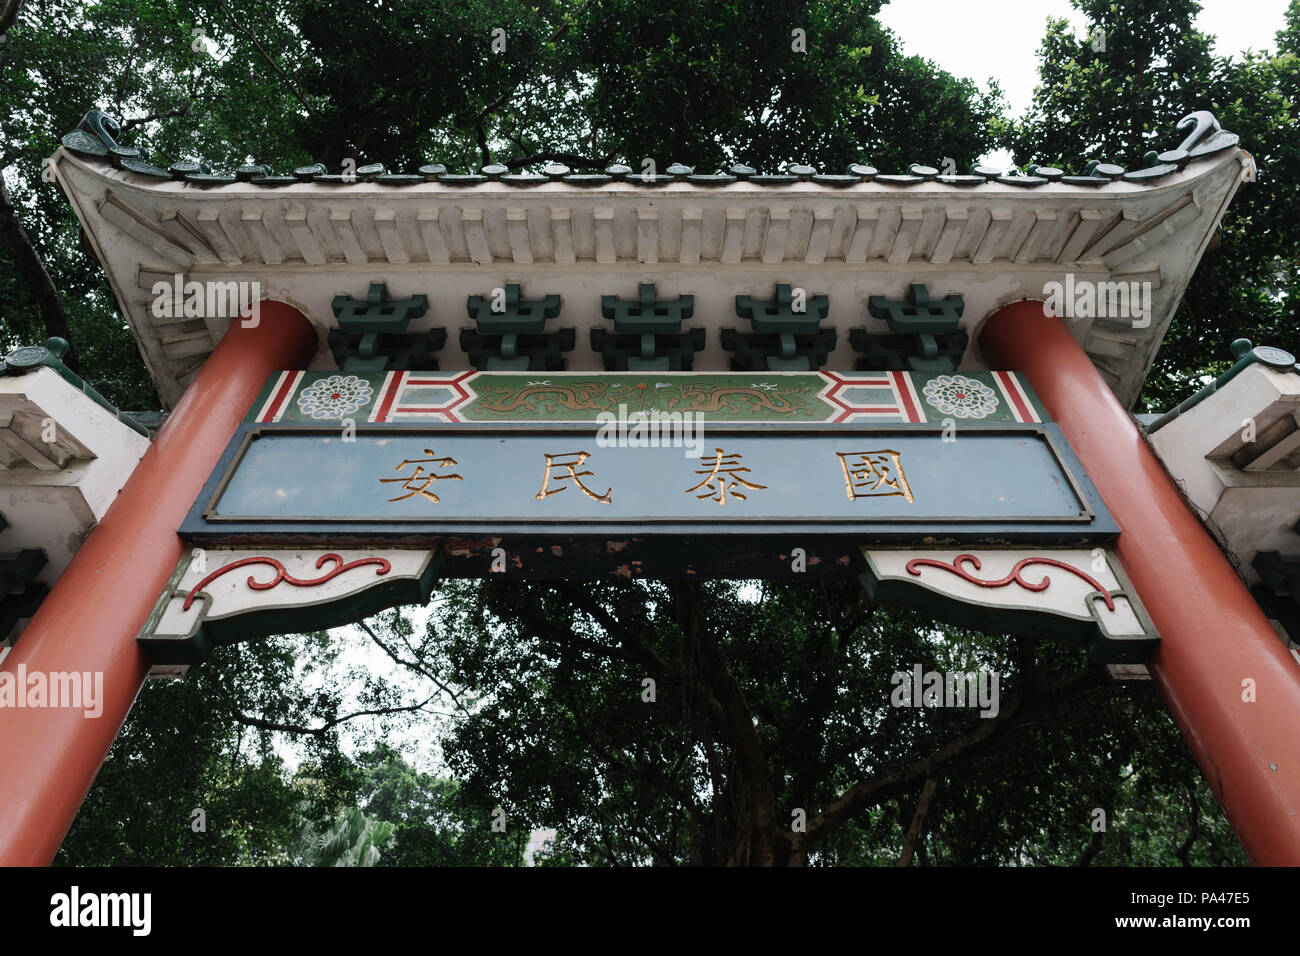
47,117,1250,411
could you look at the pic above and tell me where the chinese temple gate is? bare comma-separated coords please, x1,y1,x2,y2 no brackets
2,108,1298,864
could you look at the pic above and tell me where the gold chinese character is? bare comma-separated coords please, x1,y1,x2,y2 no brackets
685,447,767,504
380,450,463,503
836,450,913,502
536,451,612,503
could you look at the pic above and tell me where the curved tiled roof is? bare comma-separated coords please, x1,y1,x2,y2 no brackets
60,108,1242,191
48,103,1249,412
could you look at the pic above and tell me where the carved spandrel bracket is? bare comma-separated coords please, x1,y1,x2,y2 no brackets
860,547,1158,665
137,547,441,664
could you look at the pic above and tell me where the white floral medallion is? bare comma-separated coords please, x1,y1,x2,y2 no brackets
296,374,374,420
921,374,998,419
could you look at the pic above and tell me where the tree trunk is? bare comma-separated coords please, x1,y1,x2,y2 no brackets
898,776,939,866
0,0,22,36
0,177,78,369
670,580,798,866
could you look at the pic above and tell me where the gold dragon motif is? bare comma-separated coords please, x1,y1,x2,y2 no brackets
473,381,617,416
668,383,815,417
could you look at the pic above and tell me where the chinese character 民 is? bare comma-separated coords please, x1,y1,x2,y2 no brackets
536,451,612,503
685,447,767,504
380,450,463,503
836,450,913,502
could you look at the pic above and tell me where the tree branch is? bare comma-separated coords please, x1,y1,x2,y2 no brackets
229,691,442,737
776,588,868,750
805,666,1104,845
0,0,21,37
501,151,612,171
897,776,939,866
1072,828,1104,866
217,0,313,117
471,0,595,126
120,104,192,133
548,581,673,676
1175,784,1201,866
356,617,468,713
548,580,732,736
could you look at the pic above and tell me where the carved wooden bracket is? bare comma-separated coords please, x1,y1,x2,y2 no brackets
860,546,1158,664
137,547,440,663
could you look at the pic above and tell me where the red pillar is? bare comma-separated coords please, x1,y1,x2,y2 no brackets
0,302,316,865
981,299,1300,865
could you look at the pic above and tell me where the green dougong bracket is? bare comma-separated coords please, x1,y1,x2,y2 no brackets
332,281,428,331
462,284,570,371
328,282,444,372
724,283,834,371
0,550,49,644
854,284,968,372
1253,551,1300,597
1251,546,1300,648
593,283,703,371
868,284,964,333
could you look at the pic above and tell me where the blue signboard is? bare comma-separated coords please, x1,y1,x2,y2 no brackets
182,422,1117,543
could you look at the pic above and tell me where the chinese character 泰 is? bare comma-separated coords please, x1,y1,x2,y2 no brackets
836,450,913,502
536,451,612,503
380,450,463,503
685,447,767,504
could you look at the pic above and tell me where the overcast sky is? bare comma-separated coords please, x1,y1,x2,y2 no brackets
877,0,1292,117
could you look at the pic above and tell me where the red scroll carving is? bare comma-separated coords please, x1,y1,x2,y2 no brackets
183,554,392,610
904,553,1115,611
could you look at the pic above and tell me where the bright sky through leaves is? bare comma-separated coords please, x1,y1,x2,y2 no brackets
878,0,1293,166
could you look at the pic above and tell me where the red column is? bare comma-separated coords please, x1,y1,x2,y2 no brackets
982,299,1300,865
0,302,316,865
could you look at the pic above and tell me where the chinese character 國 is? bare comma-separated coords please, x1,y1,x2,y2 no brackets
836,450,913,502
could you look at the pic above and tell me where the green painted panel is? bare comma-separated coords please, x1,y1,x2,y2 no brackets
248,371,1051,426
464,373,825,421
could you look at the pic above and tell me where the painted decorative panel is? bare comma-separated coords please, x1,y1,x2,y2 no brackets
248,370,1046,425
